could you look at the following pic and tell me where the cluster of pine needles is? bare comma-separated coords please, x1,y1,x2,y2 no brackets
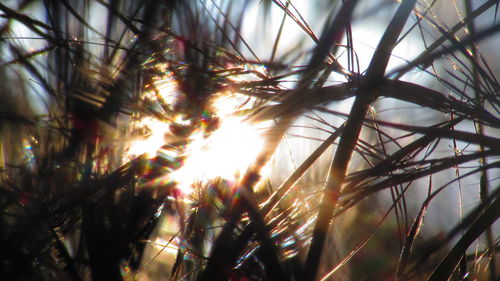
0,0,499,280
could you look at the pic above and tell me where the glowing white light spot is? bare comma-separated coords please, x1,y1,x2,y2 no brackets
171,115,267,194
126,67,270,195
126,117,170,159
151,237,179,255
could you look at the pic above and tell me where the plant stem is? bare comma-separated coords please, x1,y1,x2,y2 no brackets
302,0,416,279
464,2,496,280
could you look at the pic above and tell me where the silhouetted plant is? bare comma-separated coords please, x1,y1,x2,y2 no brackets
0,1,498,280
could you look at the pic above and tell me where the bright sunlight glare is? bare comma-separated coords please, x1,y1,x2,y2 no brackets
126,72,269,195
170,114,266,194
126,117,171,160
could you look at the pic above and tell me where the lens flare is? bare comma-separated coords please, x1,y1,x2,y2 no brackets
170,114,267,194
126,117,170,159
126,74,269,195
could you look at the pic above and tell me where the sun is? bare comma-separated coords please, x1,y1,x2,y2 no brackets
170,114,267,193
170,92,269,194
126,79,269,195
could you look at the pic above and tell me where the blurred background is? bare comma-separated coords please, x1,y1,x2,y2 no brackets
1,1,499,280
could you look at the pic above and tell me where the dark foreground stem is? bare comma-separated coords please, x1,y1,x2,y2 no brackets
302,94,371,281
463,2,496,280
198,118,293,281
302,0,416,279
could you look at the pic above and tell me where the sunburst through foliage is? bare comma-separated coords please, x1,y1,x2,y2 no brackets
1,1,499,281
126,73,270,197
